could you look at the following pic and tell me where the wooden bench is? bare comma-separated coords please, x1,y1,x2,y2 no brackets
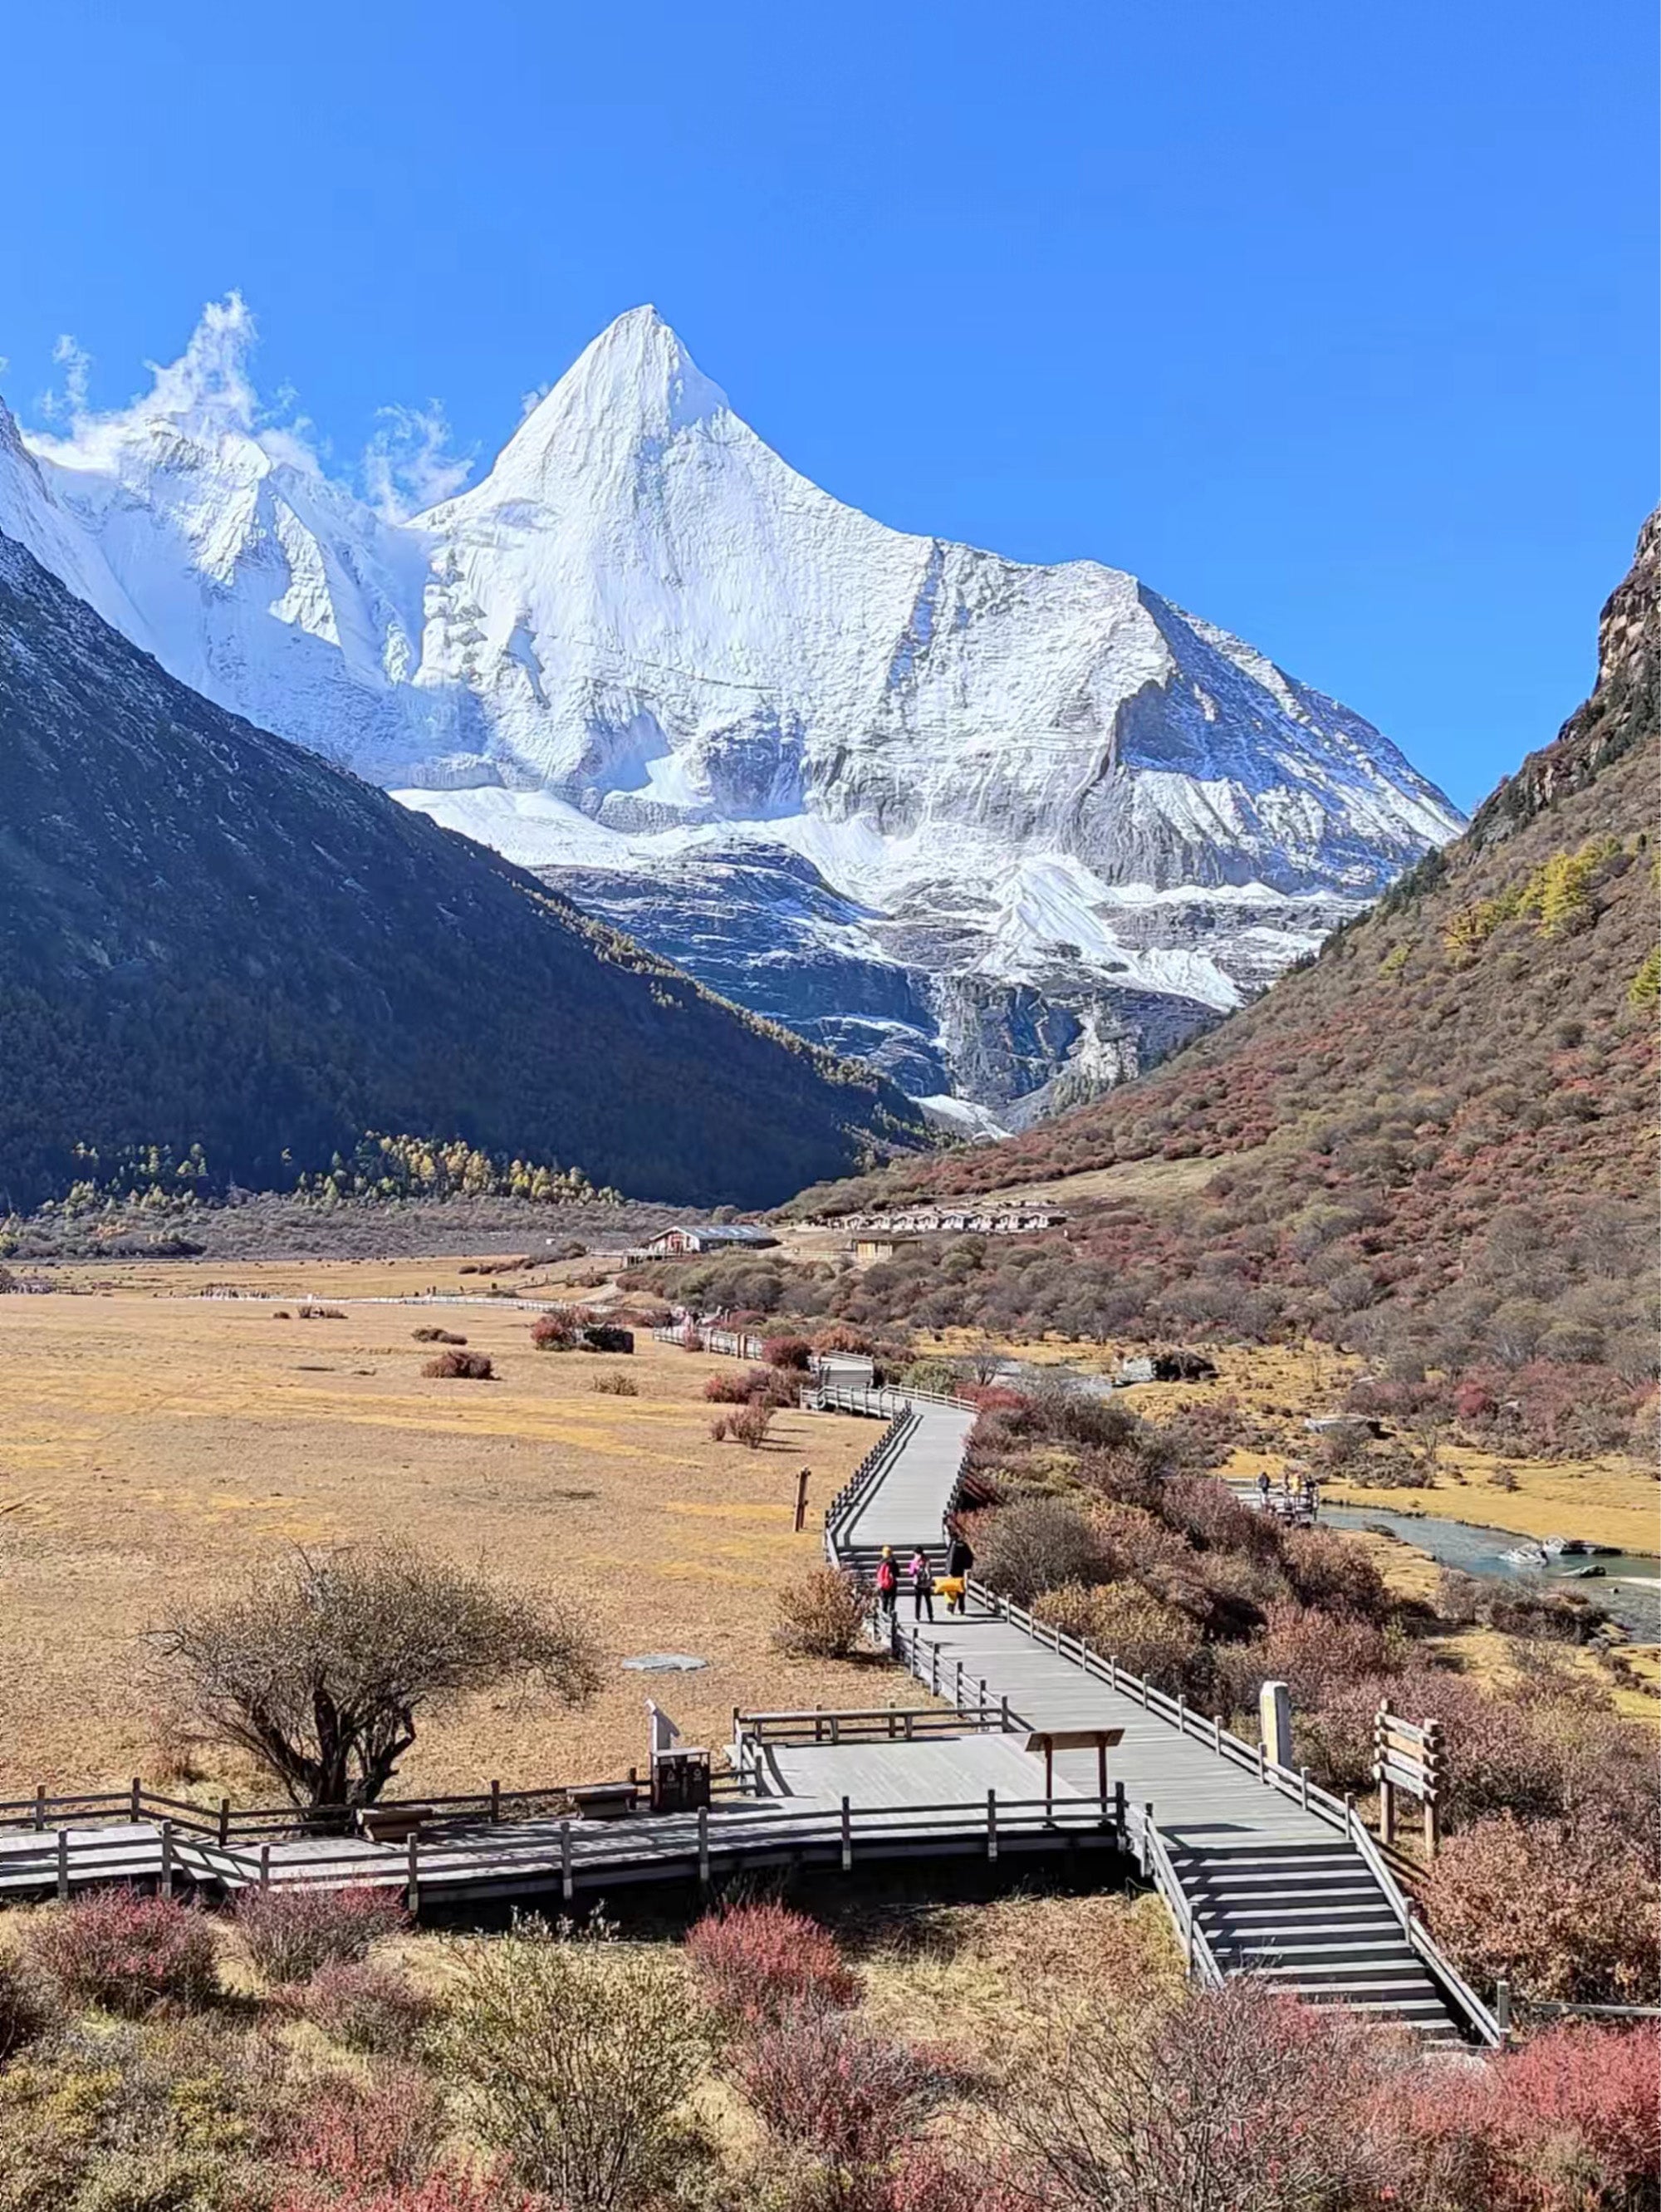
356,1803,433,1846
570,1783,639,1822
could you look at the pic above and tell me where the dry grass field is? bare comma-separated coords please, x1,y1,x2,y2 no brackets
0,1263,879,1804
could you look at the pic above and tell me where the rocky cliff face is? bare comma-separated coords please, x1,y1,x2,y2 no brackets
0,302,1464,1117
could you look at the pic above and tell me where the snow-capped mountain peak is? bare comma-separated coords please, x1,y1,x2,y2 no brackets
0,300,1464,1118
451,306,731,510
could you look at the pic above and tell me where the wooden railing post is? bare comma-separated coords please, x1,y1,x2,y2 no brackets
986,1790,998,1861
406,1831,419,1920
840,1796,853,1871
697,1804,711,1889
160,1820,174,1899
490,1779,502,1825
218,1798,231,1847
259,1843,272,1892
130,1776,142,1822
56,1828,69,1901
560,1817,574,1902
32,1786,45,1833
1495,1979,1511,2046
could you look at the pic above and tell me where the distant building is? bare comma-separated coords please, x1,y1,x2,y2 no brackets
840,1207,1067,1241
625,1224,782,1266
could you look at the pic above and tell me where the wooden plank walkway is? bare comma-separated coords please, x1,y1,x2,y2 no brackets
820,1386,1496,2047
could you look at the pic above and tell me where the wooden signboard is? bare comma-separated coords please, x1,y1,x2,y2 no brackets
1373,1701,1443,1856
1024,1727,1125,1807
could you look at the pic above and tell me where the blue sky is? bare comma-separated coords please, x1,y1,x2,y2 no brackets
1,0,1652,810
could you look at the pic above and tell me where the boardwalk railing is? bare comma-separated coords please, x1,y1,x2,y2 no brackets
651,1323,768,1361
0,1791,1128,1909
1133,1803,1225,1989
732,1700,1006,1792
943,1582,1502,2046
824,1408,918,1564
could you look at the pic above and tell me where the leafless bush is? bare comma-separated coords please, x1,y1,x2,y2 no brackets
411,1327,468,1345
590,1371,639,1395
296,1957,434,2054
435,1914,708,2210
711,1401,774,1448
772,1567,872,1658
422,1347,494,1379
152,1543,600,1811
1003,1977,1393,2212
236,1882,406,1983
296,1304,346,1321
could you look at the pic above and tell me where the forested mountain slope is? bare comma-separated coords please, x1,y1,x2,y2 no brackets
0,532,925,1210
789,516,1659,1428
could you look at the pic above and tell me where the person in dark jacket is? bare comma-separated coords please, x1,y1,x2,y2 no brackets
944,1528,973,1612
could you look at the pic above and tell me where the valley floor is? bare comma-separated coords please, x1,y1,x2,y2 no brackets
0,1268,875,1800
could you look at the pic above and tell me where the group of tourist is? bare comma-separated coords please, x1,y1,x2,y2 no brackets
874,1528,974,1624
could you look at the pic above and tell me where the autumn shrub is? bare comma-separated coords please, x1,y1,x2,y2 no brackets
298,1959,434,2055
28,1891,219,2015
590,1371,639,1395
762,1334,815,1371
1215,1602,1401,1720
705,1365,795,1406
530,1306,585,1350
1279,1526,1391,1621
773,1567,872,1659
0,1950,51,2062
685,1902,859,2030
436,1915,707,2210
1005,1977,1391,2212
730,2010,953,2179
421,1347,493,1380
968,1498,1108,1606
238,1884,407,1984
812,1322,876,1356
1032,1582,1207,1700
1422,1810,1660,2004
712,1401,774,1448
1394,2021,1661,2212
297,1304,347,1321
410,1327,467,1345
282,2063,446,2190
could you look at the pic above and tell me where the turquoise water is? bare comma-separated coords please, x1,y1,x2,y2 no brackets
1319,1503,1660,1639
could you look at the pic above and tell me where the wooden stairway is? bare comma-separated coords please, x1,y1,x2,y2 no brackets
1172,1840,1467,2048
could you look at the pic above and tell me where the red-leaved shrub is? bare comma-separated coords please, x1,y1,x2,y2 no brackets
731,2009,952,2166
28,1890,218,2014
299,1958,434,2053
762,1335,813,1371
1422,1810,1660,2004
686,1902,859,2028
280,2065,445,2189
1397,2021,1661,2212
237,1883,407,1984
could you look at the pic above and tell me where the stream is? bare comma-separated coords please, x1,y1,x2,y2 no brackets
1318,1503,1660,1640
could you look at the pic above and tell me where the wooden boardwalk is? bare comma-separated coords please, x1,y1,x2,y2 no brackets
0,1370,1498,2043
816,1387,1498,2047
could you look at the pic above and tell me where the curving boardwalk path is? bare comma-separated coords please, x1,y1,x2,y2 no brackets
820,1392,1492,2046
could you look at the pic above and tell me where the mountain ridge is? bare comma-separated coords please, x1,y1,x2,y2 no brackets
0,302,1462,1116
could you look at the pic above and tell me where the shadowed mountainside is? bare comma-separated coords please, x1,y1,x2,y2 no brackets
0,531,927,1211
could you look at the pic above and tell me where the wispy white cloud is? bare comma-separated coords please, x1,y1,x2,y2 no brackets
38,333,93,422
520,380,553,419
362,400,474,521
21,296,470,518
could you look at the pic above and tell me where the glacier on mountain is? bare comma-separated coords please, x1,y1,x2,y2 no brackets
0,300,1464,1116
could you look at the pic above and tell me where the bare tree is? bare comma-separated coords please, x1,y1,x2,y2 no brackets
152,1544,601,1812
